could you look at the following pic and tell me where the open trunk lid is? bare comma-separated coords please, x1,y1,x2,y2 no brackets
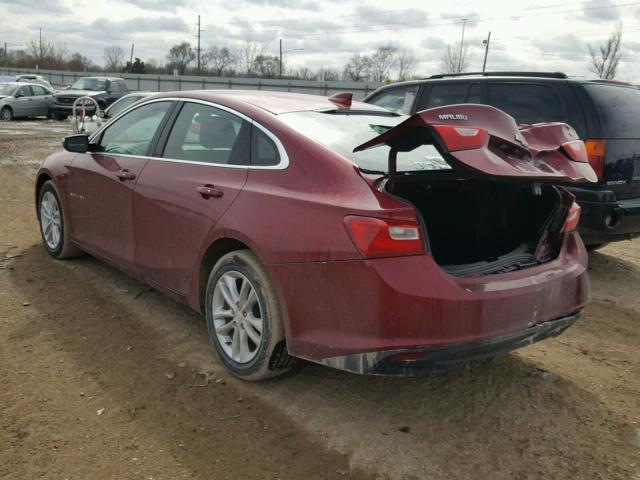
353,104,597,185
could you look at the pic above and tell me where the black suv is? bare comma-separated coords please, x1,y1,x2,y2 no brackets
364,72,640,246
51,76,129,120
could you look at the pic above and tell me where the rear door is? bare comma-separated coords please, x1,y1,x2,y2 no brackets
133,101,251,295
30,85,52,116
580,83,640,199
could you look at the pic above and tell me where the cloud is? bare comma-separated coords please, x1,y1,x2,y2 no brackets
117,0,191,11
580,0,620,22
0,0,70,14
90,16,191,34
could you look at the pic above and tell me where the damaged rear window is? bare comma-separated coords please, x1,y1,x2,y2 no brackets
278,111,451,173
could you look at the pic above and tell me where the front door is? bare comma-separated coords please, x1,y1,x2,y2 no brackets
134,101,251,295
69,100,173,271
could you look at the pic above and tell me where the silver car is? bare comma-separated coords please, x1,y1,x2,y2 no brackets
0,82,54,121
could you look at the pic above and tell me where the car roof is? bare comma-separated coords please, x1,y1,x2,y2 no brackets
0,81,41,87
155,90,391,115
78,76,124,81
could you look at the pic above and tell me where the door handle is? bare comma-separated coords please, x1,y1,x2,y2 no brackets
197,185,223,198
116,170,136,181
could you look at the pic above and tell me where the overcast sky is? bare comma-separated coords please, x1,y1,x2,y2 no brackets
1,0,639,82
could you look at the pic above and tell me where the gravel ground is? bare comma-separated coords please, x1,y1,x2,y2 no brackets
1,119,639,480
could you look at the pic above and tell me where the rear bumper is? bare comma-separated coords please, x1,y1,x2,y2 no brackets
316,313,580,376
569,186,640,244
270,232,589,368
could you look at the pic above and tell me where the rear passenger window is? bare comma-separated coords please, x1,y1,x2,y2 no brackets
163,102,250,165
367,85,419,114
426,84,469,108
251,126,280,167
489,84,566,124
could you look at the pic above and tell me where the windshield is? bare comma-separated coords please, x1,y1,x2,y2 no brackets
278,111,450,173
108,95,142,117
0,84,18,96
584,84,640,139
70,78,107,91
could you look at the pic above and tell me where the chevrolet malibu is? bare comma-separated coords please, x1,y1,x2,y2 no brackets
35,91,596,380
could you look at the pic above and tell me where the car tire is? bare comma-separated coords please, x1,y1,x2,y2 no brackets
37,181,83,259
0,107,12,121
205,250,296,380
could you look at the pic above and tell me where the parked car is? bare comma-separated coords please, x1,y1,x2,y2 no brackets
0,82,54,121
50,76,129,120
35,91,595,380
96,91,154,127
16,74,54,90
364,72,640,247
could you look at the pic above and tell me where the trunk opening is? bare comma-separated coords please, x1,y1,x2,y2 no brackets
389,177,566,276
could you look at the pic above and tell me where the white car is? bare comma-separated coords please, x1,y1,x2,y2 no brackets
16,74,54,90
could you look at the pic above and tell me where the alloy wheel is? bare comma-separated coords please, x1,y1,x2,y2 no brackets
211,271,264,364
39,191,62,250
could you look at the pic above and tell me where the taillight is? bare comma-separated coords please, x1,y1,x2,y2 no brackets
344,216,425,259
584,139,605,180
561,140,588,163
561,202,581,233
432,125,487,152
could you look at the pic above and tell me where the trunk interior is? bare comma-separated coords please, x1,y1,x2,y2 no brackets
390,178,565,276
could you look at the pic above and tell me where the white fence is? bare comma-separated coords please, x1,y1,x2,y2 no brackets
0,68,384,100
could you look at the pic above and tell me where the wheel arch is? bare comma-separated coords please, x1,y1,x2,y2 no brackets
197,237,251,313
35,172,53,210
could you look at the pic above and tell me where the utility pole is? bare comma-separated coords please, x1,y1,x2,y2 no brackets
279,38,283,79
457,18,467,74
197,15,201,75
129,43,135,73
482,31,491,73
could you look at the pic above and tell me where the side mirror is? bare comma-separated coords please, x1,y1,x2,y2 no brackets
63,134,90,153
14,93,23,98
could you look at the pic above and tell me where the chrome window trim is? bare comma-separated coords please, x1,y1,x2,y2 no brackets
89,96,289,170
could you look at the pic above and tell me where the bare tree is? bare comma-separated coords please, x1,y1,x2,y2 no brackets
369,45,398,82
28,35,67,69
396,47,417,81
202,46,235,76
588,22,623,80
295,66,316,80
321,68,341,81
440,42,470,74
166,42,195,75
103,45,125,72
254,54,280,78
343,54,371,81
234,41,266,76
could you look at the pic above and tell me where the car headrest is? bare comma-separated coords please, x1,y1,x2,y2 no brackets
199,114,236,149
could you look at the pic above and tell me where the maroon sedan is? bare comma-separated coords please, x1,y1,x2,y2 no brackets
35,91,596,380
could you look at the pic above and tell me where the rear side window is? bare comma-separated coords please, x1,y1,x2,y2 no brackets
489,84,565,124
31,85,48,96
367,85,419,114
583,84,640,139
163,102,250,165
426,84,469,108
251,126,280,166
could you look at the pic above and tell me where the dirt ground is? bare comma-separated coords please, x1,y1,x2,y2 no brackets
1,119,639,480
